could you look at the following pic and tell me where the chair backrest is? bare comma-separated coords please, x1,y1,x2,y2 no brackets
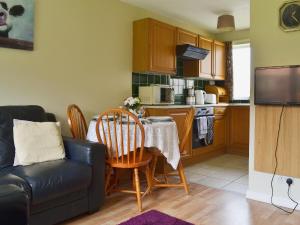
179,108,195,153
67,104,88,140
95,109,145,165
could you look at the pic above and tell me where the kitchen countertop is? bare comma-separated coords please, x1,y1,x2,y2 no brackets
143,103,250,109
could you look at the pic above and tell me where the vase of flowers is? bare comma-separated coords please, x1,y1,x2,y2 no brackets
123,97,141,116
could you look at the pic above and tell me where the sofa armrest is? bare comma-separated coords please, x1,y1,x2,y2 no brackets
63,137,106,212
0,184,29,225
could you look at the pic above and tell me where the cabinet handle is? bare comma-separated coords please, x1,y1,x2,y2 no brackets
170,113,187,116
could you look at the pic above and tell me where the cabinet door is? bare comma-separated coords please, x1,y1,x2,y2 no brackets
199,37,213,79
168,109,192,156
177,28,198,46
145,108,192,157
213,115,226,149
214,41,226,80
150,20,176,74
228,107,250,156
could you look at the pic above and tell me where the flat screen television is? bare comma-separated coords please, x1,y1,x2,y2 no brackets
255,65,300,105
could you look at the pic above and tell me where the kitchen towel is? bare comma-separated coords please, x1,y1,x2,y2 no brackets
206,116,214,145
196,117,207,140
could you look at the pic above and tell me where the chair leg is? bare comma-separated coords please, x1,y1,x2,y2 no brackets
134,168,142,212
178,161,189,194
151,155,158,180
145,164,152,194
105,166,113,195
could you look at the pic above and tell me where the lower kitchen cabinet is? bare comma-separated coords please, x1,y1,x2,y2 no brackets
227,106,250,156
212,107,227,150
145,106,249,167
213,114,227,149
145,108,192,157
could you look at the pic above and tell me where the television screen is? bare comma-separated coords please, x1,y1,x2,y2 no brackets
255,65,300,105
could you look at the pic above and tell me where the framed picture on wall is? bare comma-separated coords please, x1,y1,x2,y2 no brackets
0,0,34,50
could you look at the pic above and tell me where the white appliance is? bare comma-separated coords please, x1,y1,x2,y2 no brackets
139,85,175,105
186,96,195,105
195,90,206,105
205,94,217,104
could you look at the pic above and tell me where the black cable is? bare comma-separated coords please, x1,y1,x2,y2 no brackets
270,105,299,214
287,185,299,214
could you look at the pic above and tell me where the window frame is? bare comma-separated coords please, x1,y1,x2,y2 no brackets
232,42,251,101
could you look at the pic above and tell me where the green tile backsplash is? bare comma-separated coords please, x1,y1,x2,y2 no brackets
131,57,250,104
132,72,217,104
131,73,252,104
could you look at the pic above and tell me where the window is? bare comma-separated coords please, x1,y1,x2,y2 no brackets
232,43,251,100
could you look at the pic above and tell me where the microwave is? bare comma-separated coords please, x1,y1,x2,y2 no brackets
139,85,175,105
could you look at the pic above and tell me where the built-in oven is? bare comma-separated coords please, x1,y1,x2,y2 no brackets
192,107,214,149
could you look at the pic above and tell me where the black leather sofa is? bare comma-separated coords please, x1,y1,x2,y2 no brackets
0,106,106,225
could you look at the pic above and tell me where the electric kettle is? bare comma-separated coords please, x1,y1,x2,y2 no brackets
195,90,206,105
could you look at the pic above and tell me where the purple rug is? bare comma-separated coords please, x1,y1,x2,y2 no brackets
119,210,194,225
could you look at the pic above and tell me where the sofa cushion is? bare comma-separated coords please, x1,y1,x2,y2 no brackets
10,159,92,205
0,106,47,169
13,120,65,166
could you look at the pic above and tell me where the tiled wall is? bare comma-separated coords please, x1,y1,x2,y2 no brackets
131,59,250,104
132,73,217,104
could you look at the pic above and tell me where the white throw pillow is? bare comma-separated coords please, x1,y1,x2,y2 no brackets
13,119,65,166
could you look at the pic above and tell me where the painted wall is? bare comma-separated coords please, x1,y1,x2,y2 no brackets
0,0,211,134
215,29,250,42
247,0,300,209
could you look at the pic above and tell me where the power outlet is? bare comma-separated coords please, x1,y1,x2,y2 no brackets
286,178,293,186
277,176,294,186
278,176,289,183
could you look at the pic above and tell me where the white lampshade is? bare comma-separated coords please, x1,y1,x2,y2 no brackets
217,14,235,32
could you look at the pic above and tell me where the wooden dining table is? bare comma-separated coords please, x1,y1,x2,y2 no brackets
86,116,181,170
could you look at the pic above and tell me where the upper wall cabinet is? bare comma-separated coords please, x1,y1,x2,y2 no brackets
176,28,198,46
133,18,177,75
213,41,226,80
183,37,214,79
183,37,226,80
199,37,214,78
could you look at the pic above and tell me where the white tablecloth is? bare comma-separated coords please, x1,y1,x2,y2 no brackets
86,118,181,169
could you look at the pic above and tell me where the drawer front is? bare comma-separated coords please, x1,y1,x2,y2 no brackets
214,107,227,115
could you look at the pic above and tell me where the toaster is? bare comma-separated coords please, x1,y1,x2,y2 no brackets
205,94,217,104
205,85,229,103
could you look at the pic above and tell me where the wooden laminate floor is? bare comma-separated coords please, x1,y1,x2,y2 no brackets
62,183,300,225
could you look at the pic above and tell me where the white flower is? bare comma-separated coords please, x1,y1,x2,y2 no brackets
124,97,141,111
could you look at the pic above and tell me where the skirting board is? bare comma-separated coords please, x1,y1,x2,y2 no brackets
246,190,300,211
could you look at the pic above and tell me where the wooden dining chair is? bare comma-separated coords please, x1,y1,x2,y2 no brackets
151,107,195,194
67,104,88,140
95,108,152,212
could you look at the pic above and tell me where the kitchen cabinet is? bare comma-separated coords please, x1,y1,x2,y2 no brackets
213,41,226,80
176,28,198,46
183,37,213,79
228,106,250,156
133,18,177,75
145,105,249,167
183,37,226,80
145,108,192,157
213,107,227,149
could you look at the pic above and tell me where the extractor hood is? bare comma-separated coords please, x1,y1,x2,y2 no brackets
176,44,209,60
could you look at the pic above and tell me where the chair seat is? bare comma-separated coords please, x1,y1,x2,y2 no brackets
107,151,152,168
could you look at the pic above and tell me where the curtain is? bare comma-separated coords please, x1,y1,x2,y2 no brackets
225,42,233,101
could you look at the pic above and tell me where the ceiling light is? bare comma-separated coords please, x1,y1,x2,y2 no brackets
217,14,235,32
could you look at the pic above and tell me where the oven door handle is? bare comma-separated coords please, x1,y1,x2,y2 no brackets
169,113,188,116
194,115,215,119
